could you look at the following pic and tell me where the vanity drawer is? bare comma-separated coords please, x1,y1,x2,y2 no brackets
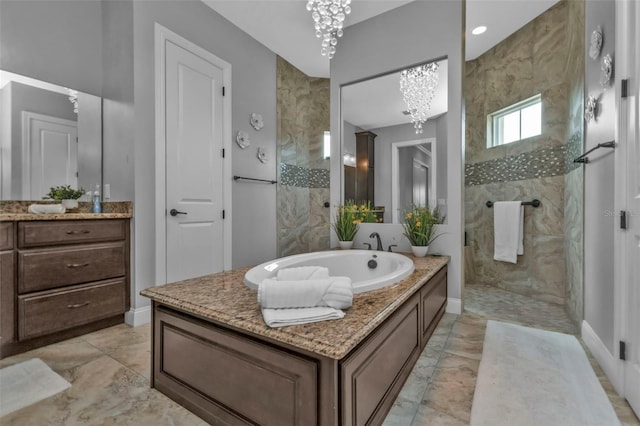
18,242,126,293
18,220,126,248
0,222,14,250
18,278,126,340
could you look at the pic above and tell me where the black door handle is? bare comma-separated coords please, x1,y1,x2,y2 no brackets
169,209,187,216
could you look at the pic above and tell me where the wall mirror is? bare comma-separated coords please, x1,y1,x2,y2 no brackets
0,70,102,201
340,58,448,224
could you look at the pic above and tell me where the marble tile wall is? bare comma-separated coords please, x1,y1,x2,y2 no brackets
465,0,584,308
276,57,330,256
563,0,585,325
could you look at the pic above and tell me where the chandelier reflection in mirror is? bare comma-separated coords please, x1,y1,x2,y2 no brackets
306,0,351,59
400,62,439,133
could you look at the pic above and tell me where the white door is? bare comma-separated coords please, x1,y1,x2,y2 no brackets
619,0,640,416
22,112,78,199
412,159,428,207
163,39,224,283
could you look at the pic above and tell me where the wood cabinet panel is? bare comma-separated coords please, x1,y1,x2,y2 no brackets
18,278,126,340
18,220,126,248
421,266,447,346
341,294,421,426
155,308,318,426
18,242,126,293
0,251,15,346
0,222,14,250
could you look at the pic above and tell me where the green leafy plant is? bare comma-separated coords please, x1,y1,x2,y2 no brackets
402,205,445,246
43,185,86,200
331,200,380,241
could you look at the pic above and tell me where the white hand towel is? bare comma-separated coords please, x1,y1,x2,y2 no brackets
258,277,353,310
28,204,66,214
493,201,524,264
261,307,345,328
275,266,329,281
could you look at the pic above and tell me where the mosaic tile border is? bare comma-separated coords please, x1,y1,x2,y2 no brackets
465,146,567,186
280,163,330,188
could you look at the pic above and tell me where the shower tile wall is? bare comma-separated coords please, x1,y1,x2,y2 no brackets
465,0,584,309
277,57,330,256
563,0,585,325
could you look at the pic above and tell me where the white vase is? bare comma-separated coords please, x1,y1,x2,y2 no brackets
411,245,429,257
61,199,78,209
338,241,354,250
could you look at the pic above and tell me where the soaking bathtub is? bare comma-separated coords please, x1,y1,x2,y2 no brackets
244,250,415,293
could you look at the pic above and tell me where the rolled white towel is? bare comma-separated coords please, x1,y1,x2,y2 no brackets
261,307,345,328
28,204,66,214
258,277,353,310
276,266,329,281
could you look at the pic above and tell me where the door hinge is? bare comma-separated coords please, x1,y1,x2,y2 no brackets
620,341,626,360
621,79,628,98
222,86,225,97
222,148,225,158
620,210,628,230
222,210,225,220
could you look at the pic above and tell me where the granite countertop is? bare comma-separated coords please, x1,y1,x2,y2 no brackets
141,255,449,359
0,201,133,221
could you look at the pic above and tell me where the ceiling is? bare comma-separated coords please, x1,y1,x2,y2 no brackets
204,0,560,78
342,59,448,130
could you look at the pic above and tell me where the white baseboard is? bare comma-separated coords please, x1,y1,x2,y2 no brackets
124,306,151,327
581,320,623,394
446,297,462,314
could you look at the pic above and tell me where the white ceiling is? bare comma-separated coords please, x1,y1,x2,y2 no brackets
204,0,560,77
204,0,560,129
342,59,447,130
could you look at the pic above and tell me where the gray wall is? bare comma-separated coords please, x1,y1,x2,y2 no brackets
584,0,616,353
0,0,103,96
131,0,278,310
102,0,135,202
330,0,464,302
2,0,278,318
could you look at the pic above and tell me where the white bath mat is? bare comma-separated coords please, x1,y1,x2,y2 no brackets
0,358,71,417
470,320,620,426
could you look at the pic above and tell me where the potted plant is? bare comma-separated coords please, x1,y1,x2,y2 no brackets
43,185,86,209
331,200,379,249
402,206,445,257
331,200,360,249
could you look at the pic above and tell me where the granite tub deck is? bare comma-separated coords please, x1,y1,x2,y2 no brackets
141,255,449,426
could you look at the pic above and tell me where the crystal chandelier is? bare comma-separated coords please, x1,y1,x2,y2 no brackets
399,62,439,133
306,0,351,59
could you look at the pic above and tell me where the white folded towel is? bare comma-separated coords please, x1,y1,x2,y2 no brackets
258,277,353,310
261,307,345,328
28,204,66,214
493,201,524,264
275,266,329,281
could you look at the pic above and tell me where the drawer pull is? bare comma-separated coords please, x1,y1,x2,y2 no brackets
66,263,90,269
67,302,90,309
66,230,91,235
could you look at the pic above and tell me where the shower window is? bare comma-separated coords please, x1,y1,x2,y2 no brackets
487,94,542,147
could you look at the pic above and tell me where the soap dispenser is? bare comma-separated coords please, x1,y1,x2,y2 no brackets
92,184,102,213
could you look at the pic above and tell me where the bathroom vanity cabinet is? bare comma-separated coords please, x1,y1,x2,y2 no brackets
143,257,448,426
0,218,130,358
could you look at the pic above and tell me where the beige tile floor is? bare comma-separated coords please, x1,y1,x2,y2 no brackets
1,283,638,425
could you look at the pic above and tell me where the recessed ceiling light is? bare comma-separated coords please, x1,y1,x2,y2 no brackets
472,26,487,35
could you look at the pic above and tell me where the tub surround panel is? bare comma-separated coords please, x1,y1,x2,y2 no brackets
141,255,448,360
